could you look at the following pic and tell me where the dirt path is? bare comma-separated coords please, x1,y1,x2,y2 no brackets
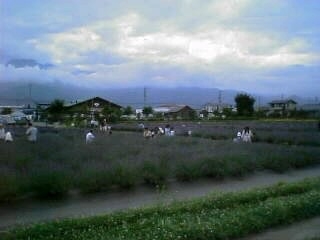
1,166,320,237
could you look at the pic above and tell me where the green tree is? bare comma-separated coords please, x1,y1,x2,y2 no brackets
189,110,197,120
47,99,65,122
1,107,12,115
142,106,153,116
123,106,133,115
222,107,233,117
102,106,121,123
235,93,255,116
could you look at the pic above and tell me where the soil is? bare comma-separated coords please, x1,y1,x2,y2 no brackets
0,165,319,239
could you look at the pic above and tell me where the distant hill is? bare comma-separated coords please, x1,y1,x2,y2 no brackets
6,59,54,69
0,81,315,109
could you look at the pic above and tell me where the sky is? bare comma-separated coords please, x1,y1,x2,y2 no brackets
1,0,320,98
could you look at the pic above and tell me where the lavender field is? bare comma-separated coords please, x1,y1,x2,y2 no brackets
0,120,319,202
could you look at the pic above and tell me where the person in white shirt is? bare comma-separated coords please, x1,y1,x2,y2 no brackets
0,124,5,140
26,122,38,142
86,130,95,143
233,131,242,143
164,124,171,136
241,126,253,143
143,127,152,139
170,127,175,136
5,131,13,142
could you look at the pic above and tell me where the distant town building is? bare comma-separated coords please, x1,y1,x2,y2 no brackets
201,102,235,118
0,98,37,123
154,104,196,120
268,99,297,116
202,102,233,113
269,99,297,111
64,96,122,121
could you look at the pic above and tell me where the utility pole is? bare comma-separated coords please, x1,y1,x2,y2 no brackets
143,86,147,107
28,83,32,99
218,90,222,104
27,83,32,109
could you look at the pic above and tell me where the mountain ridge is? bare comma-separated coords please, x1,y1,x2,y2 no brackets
0,81,315,108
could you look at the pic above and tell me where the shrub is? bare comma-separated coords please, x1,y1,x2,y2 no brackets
200,157,229,179
260,155,292,173
27,170,70,198
14,156,32,171
76,169,113,194
288,152,320,169
222,155,256,177
141,160,169,186
175,161,202,181
0,174,20,202
110,165,139,189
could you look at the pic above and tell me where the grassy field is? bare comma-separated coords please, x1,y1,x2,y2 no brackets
2,177,320,240
0,120,319,201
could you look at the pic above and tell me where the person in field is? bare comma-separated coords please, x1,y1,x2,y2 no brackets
158,126,164,135
143,127,152,139
169,127,175,136
26,122,38,142
0,123,5,141
5,131,13,142
241,126,253,143
86,130,95,143
164,124,171,136
233,131,242,143
100,119,108,132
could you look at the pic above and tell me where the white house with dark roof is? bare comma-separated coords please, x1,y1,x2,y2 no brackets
269,99,297,112
202,102,234,113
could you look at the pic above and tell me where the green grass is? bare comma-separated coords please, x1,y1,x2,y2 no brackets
3,177,320,240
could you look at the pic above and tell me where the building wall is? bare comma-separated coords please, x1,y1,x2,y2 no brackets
165,107,195,119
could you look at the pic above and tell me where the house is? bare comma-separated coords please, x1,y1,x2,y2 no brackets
36,102,51,110
0,98,37,112
202,102,233,113
269,99,297,111
268,99,297,116
0,110,28,125
154,104,196,120
0,98,38,121
201,102,235,118
64,96,122,120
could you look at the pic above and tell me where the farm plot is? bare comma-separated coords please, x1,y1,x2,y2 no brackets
0,122,319,202
113,120,320,145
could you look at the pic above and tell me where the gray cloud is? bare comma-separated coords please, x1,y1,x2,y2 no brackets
1,0,319,98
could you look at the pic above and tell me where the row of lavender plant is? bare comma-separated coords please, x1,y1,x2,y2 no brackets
1,128,319,201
